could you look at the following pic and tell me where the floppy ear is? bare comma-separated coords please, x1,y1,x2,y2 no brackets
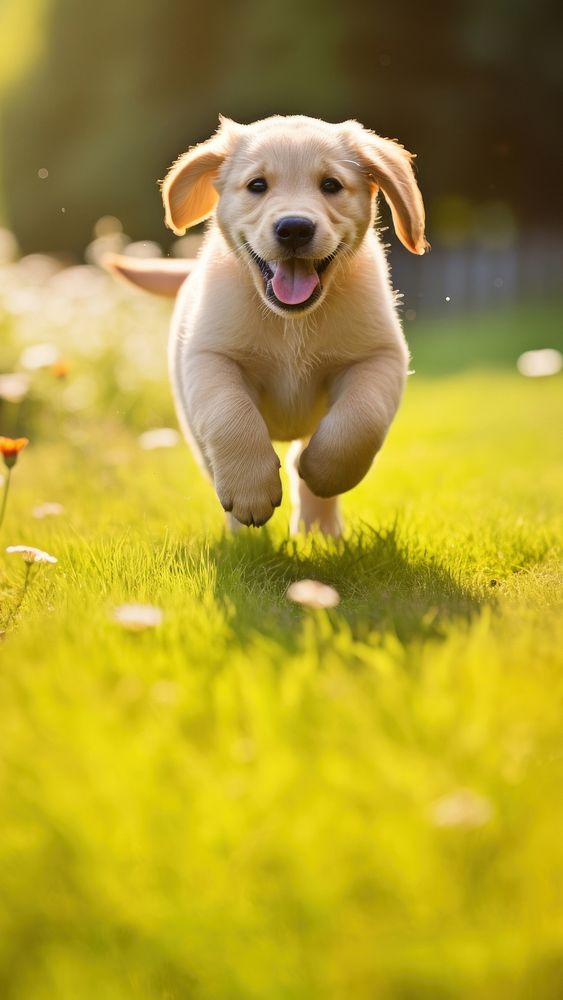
161,117,241,235
345,123,428,255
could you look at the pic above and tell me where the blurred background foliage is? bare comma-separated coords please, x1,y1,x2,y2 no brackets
0,0,562,254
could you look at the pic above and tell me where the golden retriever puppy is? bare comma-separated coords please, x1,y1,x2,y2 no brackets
108,115,427,536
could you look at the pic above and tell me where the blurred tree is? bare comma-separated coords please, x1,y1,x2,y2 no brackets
0,0,231,251
0,0,561,254
0,0,349,252
0,0,50,221
337,0,563,233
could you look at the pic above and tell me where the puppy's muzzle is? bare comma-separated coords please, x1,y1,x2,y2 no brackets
274,216,316,251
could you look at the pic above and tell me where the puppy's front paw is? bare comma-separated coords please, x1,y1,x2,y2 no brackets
299,430,374,498
214,451,282,527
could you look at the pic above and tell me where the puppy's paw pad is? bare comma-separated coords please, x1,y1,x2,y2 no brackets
228,495,279,528
215,453,282,528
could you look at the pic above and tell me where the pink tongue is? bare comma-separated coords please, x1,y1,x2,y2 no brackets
270,259,320,305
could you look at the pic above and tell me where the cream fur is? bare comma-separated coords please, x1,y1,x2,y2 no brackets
109,115,427,536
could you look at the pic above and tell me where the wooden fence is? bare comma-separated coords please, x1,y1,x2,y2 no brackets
388,231,563,317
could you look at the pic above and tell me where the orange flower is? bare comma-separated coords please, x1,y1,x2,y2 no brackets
51,359,70,379
0,437,29,469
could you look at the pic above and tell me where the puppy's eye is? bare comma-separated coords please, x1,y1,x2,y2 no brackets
247,177,268,193
320,177,343,194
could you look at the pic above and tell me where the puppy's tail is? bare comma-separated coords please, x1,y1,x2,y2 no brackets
103,253,194,298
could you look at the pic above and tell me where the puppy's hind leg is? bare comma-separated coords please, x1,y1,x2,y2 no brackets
286,440,343,538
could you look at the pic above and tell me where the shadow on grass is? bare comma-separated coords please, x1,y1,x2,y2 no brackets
178,522,485,648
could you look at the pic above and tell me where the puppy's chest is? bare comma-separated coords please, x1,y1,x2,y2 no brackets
253,364,329,441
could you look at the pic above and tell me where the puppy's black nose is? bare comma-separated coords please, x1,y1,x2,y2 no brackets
274,216,316,250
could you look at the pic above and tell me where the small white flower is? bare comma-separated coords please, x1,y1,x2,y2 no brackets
430,788,492,830
32,502,65,519
517,348,562,378
138,428,180,450
113,602,164,631
19,342,60,370
0,373,30,403
6,545,58,564
287,579,340,609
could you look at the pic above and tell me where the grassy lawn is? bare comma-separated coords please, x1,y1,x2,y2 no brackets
0,275,562,998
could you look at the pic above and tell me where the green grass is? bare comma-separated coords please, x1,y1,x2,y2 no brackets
0,291,562,999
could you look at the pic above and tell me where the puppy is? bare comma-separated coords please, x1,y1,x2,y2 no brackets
108,115,427,536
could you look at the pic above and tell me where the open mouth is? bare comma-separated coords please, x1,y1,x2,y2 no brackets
247,246,340,312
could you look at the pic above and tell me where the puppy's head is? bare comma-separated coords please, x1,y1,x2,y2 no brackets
162,115,428,316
